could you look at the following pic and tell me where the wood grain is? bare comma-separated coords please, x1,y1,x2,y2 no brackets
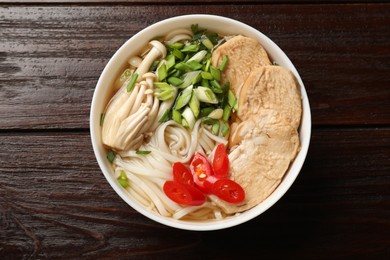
1,1,389,259
1,4,389,129
0,129,389,258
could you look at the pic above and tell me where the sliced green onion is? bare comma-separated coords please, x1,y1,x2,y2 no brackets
155,82,175,101
201,36,214,50
174,62,191,72
172,48,184,60
223,104,231,121
172,109,182,124
181,44,198,53
186,60,203,71
204,58,211,72
107,150,116,163
208,108,223,119
201,71,213,80
100,113,105,126
158,63,167,81
210,80,223,94
136,150,151,155
210,66,220,81
212,121,220,135
167,76,184,86
200,107,215,117
194,86,218,104
154,82,171,88
175,85,193,110
150,60,160,71
169,42,184,50
158,109,171,123
127,73,138,92
157,90,174,101
189,92,200,118
187,50,207,63
201,117,218,125
201,78,210,87
178,71,200,89
192,72,202,85
182,106,196,129
166,54,175,70
228,90,238,111
182,118,189,128
117,170,129,188
220,55,229,71
221,121,229,137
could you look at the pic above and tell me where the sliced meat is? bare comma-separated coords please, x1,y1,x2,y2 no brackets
210,35,303,214
237,65,302,129
211,123,300,214
211,35,271,95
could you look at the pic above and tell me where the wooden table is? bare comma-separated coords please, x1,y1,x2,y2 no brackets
1,1,389,259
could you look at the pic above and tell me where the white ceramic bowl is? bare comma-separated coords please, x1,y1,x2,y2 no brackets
90,14,311,231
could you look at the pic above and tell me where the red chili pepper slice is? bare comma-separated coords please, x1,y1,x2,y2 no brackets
189,152,214,194
212,143,229,178
173,162,194,186
212,179,245,204
163,181,205,206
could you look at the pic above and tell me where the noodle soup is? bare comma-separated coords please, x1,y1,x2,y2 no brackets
90,15,311,231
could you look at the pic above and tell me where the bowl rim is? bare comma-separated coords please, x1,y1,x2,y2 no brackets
90,14,311,231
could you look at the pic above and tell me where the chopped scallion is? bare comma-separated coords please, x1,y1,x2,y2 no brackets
228,90,238,111
204,58,211,72
136,150,151,155
100,113,105,126
175,85,193,110
220,55,229,71
158,109,171,123
189,92,200,118
172,48,184,60
167,76,184,86
201,117,218,125
221,121,229,137
117,170,129,188
158,63,167,81
178,71,200,89
182,107,196,129
223,104,231,121
127,73,138,92
172,109,182,124
194,87,218,104
150,60,160,71
181,44,198,53
169,42,184,50
212,121,220,135
200,107,215,117
166,54,175,70
210,80,223,94
210,66,221,81
107,150,116,163
201,71,213,80
186,60,203,71
201,36,214,50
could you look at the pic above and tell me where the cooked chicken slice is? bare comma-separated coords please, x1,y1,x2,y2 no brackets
237,65,302,129
211,35,271,95
211,122,300,214
210,35,302,214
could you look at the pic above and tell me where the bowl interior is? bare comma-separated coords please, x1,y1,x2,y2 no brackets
90,14,311,231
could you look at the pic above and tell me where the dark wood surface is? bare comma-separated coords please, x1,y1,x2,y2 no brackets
1,1,389,259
